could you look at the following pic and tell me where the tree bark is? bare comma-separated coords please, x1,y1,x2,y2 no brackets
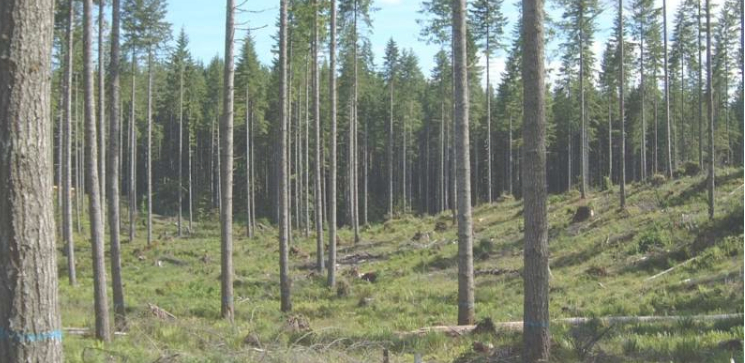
98,0,106,225
620,0,627,208
521,0,551,358
221,0,236,320
129,49,137,242
579,6,588,199
0,0,64,358
62,0,77,286
147,49,154,245
327,0,339,288
706,0,714,219
663,0,673,178
279,0,292,311
452,0,474,326
108,0,126,330
178,63,184,237
84,0,111,341
313,0,324,271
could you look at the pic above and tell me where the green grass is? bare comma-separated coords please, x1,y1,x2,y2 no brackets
58,168,744,362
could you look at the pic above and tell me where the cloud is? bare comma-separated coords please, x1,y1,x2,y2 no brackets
378,0,402,5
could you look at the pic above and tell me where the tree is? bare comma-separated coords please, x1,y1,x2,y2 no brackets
451,0,474,326
84,0,112,342
663,0,673,178
221,0,236,320
98,0,107,223
328,0,340,288
62,0,77,286
619,0,626,208
706,0,714,219
312,0,325,272
122,0,171,245
0,0,64,359
279,0,292,312
522,0,550,359
108,0,127,330
383,38,399,217
469,0,506,203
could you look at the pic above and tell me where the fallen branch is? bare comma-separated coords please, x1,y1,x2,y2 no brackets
64,328,128,336
401,313,743,336
644,257,697,281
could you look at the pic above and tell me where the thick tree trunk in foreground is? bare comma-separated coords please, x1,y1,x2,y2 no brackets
328,0,339,288
221,0,236,320
108,0,126,330
452,0,474,326
521,0,551,358
279,0,292,311
0,0,64,359
84,0,111,342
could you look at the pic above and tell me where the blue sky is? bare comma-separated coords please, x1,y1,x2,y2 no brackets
165,0,689,86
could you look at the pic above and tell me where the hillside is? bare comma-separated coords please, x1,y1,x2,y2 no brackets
59,169,744,362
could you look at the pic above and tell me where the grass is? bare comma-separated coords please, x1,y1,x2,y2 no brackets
58,168,744,362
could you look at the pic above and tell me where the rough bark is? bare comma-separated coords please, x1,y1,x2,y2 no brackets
279,0,292,311
221,0,236,320
108,0,126,330
706,0,714,219
521,0,551,358
313,0,325,272
0,0,64,358
62,0,77,286
620,0,627,208
452,0,474,326
84,0,112,342
98,0,106,224
327,0,339,288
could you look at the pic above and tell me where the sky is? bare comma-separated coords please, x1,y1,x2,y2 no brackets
165,0,692,87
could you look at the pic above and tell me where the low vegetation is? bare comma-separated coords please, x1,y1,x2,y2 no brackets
59,169,744,362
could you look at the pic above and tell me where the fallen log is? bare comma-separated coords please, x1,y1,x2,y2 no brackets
402,313,743,336
644,257,697,281
64,328,128,336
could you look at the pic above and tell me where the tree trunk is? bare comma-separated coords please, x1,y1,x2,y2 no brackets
188,109,194,234
98,0,106,225
221,0,236,321
0,0,64,358
84,0,111,341
108,0,126,330
279,0,292,311
388,67,394,217
640,28,647,180
620,0,626,208
698,0,703,170
129,49,137,242
327,0,339,288
509,117,513,195
313,0,324,271
178,65,184,237
579,8,588,199
246,89,253,238
452,0,474,326
521,0,551,357
146,50,153,245
663,0,673,178
486,36,492,203
706,0,714,219
62,0,77,286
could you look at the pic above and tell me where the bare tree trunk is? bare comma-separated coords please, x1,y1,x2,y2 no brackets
75,75,83,235
108,0,126,330
84,0,111,341
279,0,292,311
698,0,703,170
620,0,626,208
0,0,64,359
221,0,236,321
129,49,137,242
388,67,394,217
640,27,647,180
246,89,253,238
352,0,360,243
98,0,106,225
178,64,184,237
579,8,588,199
521,0,551,357
327,0,339,288
486,38,492,203
608,95,613,182
63,0,77,286
706,0,714,219
452,0,474,326
146,49,153,245
188,110,194,234
313,0,324,271
663,0,673,178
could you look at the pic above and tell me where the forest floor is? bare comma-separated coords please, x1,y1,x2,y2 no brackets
58,168,744,362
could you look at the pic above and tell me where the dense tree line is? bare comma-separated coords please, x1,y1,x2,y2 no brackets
1,0,741,360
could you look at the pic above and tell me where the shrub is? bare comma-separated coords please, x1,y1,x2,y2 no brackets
650,174,666,187
635,226,670,253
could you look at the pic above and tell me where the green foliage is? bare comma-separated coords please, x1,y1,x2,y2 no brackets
635,224,671,253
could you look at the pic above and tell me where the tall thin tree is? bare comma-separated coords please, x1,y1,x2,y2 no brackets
84,0,112,342
221,0,236,320
619,0,626,208
313,0,325,272
328,0,339,288
279,0,292,312
706,0,714,219
62,0,77,286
